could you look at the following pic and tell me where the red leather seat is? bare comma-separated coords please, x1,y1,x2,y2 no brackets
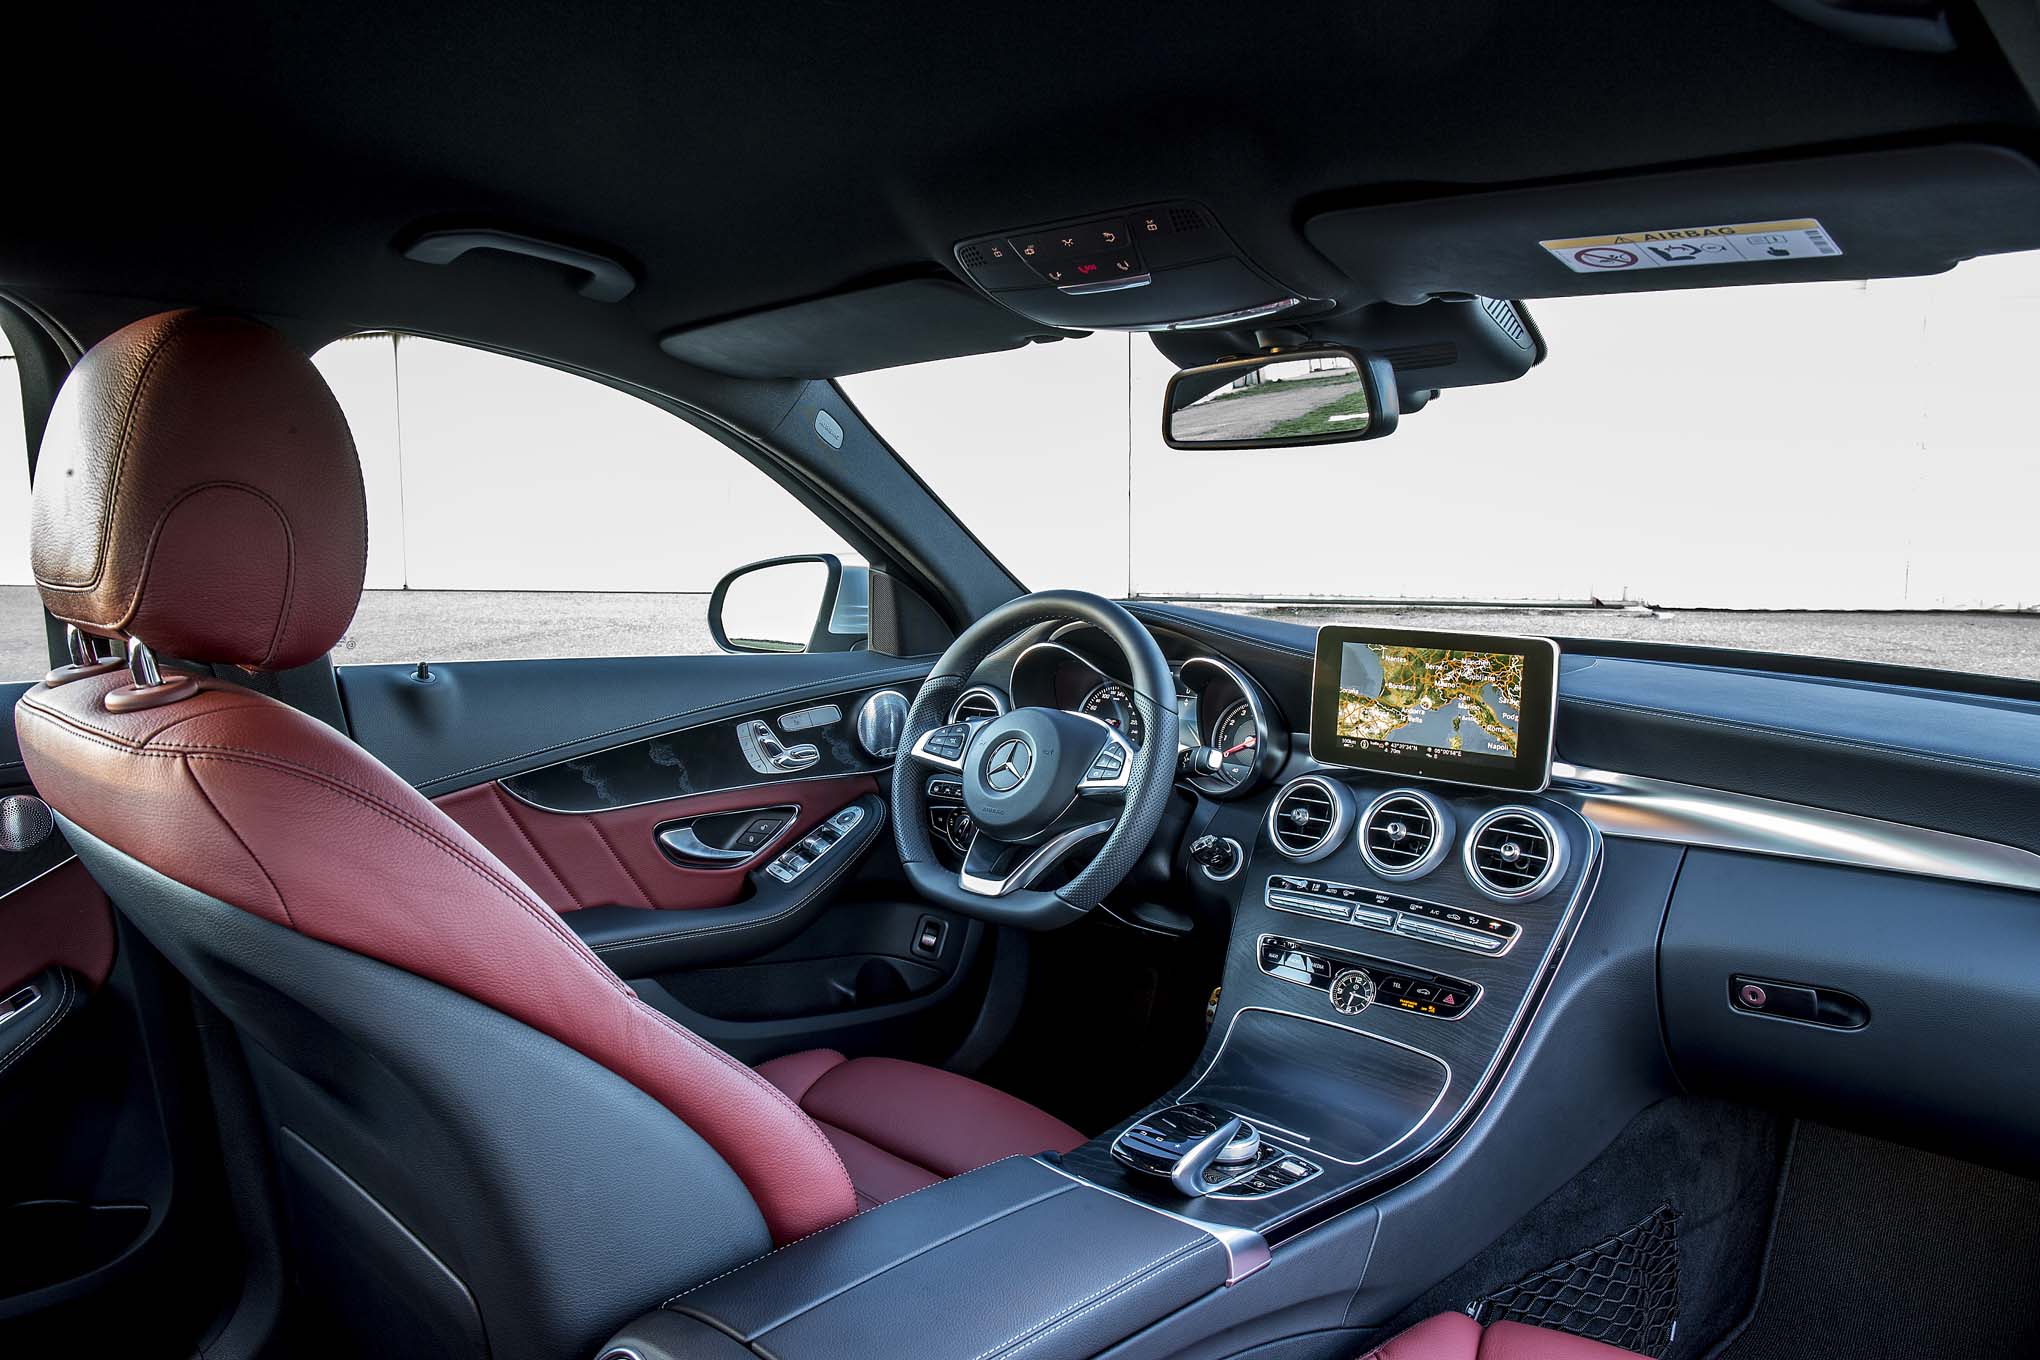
759,1049,1085,1209
16,311,1086,1283
1365,1314,1648,1359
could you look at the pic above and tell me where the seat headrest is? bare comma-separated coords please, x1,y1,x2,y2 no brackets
31,310,367,671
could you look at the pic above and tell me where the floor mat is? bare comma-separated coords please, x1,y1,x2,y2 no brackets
1708,1122,2040,1360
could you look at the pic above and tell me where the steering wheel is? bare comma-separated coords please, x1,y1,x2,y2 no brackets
893,591,1177,929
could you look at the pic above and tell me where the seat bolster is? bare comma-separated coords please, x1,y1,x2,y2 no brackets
756,1048,851,1105
797,1056,1087,1178
1368,1312,1484,1360
1479,1320,1649,1358
1362,1314,1649,1359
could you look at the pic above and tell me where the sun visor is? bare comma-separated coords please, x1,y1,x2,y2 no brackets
1305,144,2040,305
659,277,1078,379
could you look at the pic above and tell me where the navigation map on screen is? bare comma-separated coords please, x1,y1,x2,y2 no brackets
1334,643,1523,762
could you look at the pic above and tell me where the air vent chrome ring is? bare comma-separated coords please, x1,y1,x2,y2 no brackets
1266,775,1353,863
1358,788,1453,880
947,686,1008,724
1462,806,1568,901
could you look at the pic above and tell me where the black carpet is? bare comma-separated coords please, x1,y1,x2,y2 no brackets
1708,1121,2040,1360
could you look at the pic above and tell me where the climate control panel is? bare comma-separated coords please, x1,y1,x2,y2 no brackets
1265,873,1521,956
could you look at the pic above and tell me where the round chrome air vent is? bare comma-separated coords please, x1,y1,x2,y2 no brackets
948,686,1007,724
1266,776,1353,863
1463,807,1568,901
1358,789,1453,880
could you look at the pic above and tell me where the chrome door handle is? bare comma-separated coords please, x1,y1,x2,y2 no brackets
655,826,753,864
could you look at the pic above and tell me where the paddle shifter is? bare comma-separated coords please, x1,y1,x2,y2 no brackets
1109,1102,1264,1196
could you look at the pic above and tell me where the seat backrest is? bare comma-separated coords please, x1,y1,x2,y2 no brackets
15,311,857,1357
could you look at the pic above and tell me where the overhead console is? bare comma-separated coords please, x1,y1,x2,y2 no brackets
954,199,1325,331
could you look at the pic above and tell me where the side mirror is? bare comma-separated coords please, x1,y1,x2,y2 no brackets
708,554,869,654
1163,348,1399,449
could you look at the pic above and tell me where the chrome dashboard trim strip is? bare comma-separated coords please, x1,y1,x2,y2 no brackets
1551,762,2040,895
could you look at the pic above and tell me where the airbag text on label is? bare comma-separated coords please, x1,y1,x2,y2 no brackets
1540,218,1842,274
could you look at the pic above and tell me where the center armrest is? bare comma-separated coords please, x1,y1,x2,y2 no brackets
597,1157,1238,1360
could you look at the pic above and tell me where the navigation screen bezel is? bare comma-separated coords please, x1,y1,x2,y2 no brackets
1307,625,1558,793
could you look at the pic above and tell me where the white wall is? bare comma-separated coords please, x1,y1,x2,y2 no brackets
5,252,2037,609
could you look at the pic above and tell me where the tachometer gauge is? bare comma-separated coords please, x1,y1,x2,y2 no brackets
1208,700,1259,788
1079,682,1145,747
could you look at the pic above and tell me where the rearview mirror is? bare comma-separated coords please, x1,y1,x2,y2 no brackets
1163,348,1399,449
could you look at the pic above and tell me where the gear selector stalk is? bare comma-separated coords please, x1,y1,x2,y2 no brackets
1110,1102,1265,1196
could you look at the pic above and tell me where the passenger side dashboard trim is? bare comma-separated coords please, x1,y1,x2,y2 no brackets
1553,762,2040,895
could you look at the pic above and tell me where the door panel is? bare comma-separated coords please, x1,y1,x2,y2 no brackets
0,860,115,992
339,651,930,795
339,653,996,1061
434,776,876,913
0,682,239,1352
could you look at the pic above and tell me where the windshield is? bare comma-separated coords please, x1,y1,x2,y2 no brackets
843,250,2040,679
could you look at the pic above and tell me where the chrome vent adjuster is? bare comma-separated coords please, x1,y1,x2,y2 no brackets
1464,807,1568,901
1359,789,1453,879
948,687,1006,724
1266,776,1353,863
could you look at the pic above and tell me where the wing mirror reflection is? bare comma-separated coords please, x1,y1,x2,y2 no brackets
1163,347,1399,449
709,553,869,654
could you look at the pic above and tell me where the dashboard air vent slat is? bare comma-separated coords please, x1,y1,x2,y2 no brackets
1266,776,1352,863
1359,790,1452,879
1464,808,1567,901
948,688,1006,724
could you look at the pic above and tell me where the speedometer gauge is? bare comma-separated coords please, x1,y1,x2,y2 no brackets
1209,700,1259,787
1079,682,1145,747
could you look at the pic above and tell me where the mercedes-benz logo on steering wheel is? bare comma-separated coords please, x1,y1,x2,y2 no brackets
983,736,1033,792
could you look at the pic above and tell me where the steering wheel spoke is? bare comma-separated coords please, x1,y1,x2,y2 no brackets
958,822,1113,898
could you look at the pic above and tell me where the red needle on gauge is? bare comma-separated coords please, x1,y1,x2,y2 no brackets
1220,735,1258,758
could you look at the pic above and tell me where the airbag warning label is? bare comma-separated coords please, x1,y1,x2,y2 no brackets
1540,218,1842,273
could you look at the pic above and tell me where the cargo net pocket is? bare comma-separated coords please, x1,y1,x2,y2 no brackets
1474,1203,1679,1357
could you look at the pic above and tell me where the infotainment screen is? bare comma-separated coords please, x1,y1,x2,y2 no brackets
1308,626,1558,792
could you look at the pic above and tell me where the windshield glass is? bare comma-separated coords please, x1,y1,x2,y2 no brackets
842,250,2040,679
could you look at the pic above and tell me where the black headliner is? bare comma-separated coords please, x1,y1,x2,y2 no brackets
7,1,2039,385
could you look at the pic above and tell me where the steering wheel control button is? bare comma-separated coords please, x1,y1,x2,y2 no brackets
912,721,974,769
1257,934,1481,1021
1263,876,1520,956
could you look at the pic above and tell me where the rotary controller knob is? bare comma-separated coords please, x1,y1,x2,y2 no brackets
1329,968,1377,1015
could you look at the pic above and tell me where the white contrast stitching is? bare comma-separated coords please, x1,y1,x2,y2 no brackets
0,969,75,1079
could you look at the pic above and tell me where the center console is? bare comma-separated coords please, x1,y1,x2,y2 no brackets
1051,626,1595,1243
